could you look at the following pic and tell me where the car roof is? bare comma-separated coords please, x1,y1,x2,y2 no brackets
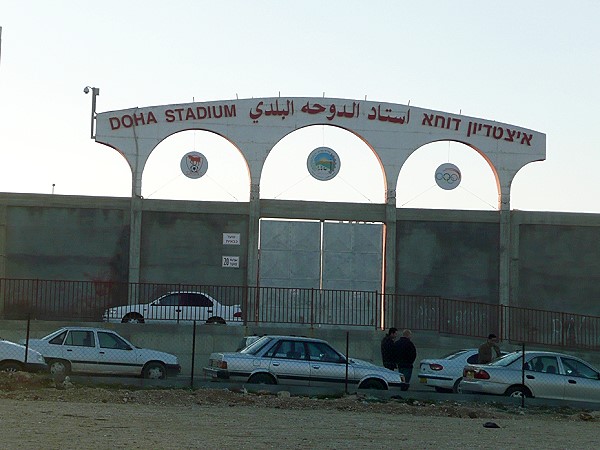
256,335,329,343
54,327,115,332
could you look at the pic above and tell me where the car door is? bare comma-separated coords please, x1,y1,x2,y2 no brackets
306,341,351,388
264,339,310,386
179,293,214,322
96,331,140,376
150,293,182,323
560,357,600,403
62,330,97,373
524,355,565,399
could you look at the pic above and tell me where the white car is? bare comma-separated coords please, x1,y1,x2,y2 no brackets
103,291,243,325
418,349,507,393
0,339,47,373
25,327,180,379
460,350,600,402
204,335,409,391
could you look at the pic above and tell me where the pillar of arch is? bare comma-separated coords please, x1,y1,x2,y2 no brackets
94,97,546,304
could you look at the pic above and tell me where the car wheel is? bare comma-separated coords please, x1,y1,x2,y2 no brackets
359,379,387,390
452,377,463,394
0,361,23,373
48,359,71,376
505,386,531,398
122,313,145,324
143,362,167,379
206,317,226,325
248,373,276,385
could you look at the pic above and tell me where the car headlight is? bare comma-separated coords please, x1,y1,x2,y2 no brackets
37,354,45,363
400,373,406,382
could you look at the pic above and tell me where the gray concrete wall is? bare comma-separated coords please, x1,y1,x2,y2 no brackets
511,212,600,315
395,210,500,303
140,208,248,286
2,193,600,323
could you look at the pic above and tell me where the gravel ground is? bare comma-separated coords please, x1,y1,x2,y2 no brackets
1,372,599,449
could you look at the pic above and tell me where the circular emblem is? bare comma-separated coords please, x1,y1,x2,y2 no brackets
307,147,341,181
180,151,208,179
435,163,461,190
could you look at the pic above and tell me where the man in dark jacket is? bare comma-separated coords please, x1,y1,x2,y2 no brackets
380,327,398,370
394,329,417,384
478,333,501,364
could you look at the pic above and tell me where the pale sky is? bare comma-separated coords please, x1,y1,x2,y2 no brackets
1,1,599,212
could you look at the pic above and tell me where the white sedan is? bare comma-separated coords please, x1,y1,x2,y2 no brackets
204,335,409,391
25,327,180,379
0,339,47,373
460,350,600,403
103,291,243,325
418,349,507,393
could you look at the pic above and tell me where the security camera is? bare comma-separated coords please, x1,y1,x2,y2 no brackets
83,86,90,94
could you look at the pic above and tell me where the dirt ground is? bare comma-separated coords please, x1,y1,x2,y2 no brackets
1,372,599,449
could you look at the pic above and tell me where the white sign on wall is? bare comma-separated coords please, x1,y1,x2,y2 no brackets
223,233,241,245
222,256,239,268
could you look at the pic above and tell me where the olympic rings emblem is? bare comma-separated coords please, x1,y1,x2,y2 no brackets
434,163,461,191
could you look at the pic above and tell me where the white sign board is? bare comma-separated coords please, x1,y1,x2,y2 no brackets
223,233,241,245
222,256,239,268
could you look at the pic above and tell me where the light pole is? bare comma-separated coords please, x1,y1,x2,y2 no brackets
83,86,100,138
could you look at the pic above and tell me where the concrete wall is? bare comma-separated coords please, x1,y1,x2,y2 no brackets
1,193,600,319
396,211,500,303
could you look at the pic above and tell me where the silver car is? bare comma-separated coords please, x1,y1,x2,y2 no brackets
26,327,181,379
460,350,600,403
418,349,507,393
0,339,47,373
204,335,408,391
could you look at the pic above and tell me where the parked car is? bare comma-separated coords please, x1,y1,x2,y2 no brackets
204,335,409,391
24,327,180,379
0,338,47,373
236,335,263,352
460,350,600,403
103,291,243,325
418,349,507,393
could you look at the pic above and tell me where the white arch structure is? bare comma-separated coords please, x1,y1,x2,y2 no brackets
94,97,546,304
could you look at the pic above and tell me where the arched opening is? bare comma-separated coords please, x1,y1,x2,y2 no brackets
396,141,498,210
141,130,250,201
260,125,385,203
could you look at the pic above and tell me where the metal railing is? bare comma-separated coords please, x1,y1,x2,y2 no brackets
1,278,600,350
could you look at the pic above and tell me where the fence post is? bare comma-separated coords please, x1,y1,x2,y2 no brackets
345,331,349,395
190,320,197,389
25,315,31,363
521,342,525,408
310,288,314,328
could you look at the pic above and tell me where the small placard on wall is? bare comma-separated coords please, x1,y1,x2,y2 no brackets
223,233,241,245
222,256,239,268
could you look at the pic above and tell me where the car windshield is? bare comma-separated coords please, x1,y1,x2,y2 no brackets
42,329,67,341
240,336,273,355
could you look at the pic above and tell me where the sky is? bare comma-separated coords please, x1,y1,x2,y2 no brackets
1,1,599,212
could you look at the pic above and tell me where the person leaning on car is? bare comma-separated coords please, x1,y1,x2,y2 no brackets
478,333,501,364
394,329,417,383
380,327,398,370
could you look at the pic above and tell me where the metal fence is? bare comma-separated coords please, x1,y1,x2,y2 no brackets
2,278,600,350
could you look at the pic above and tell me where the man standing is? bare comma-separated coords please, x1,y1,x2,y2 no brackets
478,333,501,364
394,329,417,384
380,327,398,370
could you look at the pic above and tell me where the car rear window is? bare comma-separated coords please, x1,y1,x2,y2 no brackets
240,336,273,355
